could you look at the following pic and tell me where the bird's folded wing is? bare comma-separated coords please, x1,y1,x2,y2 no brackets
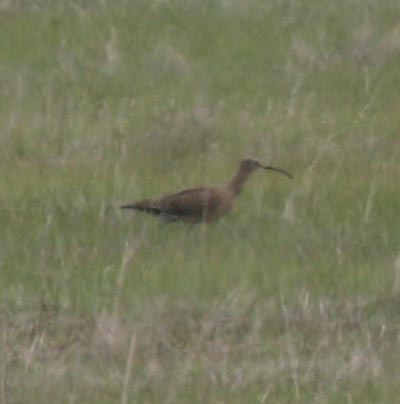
156,187,219,216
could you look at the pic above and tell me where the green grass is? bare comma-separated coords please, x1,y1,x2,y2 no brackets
1,0,400,402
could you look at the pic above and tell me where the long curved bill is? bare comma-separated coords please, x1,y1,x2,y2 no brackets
262,165,293,179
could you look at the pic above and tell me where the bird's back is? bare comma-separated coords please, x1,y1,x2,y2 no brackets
124,185,233,223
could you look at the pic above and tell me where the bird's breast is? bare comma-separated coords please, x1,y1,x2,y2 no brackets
202,190,234,223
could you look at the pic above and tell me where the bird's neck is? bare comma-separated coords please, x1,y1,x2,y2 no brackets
229,170,252,195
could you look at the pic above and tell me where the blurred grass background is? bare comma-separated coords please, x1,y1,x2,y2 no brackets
1,0,400,402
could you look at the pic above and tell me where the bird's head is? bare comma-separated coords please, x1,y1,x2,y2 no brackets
239,157,263,173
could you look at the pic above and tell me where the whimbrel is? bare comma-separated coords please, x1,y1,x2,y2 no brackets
120,158,292,223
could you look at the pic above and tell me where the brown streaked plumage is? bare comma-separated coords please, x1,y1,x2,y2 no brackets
120,158,292,223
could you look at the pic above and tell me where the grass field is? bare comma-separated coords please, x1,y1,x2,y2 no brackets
1,0,400,402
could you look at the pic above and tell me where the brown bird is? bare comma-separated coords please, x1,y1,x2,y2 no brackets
120,157,292,223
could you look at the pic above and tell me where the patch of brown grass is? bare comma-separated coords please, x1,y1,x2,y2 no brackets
2,293,400,401
292,24,400,69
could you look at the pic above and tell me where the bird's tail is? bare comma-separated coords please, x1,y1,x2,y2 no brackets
120,203,139,210
120,201,162,215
